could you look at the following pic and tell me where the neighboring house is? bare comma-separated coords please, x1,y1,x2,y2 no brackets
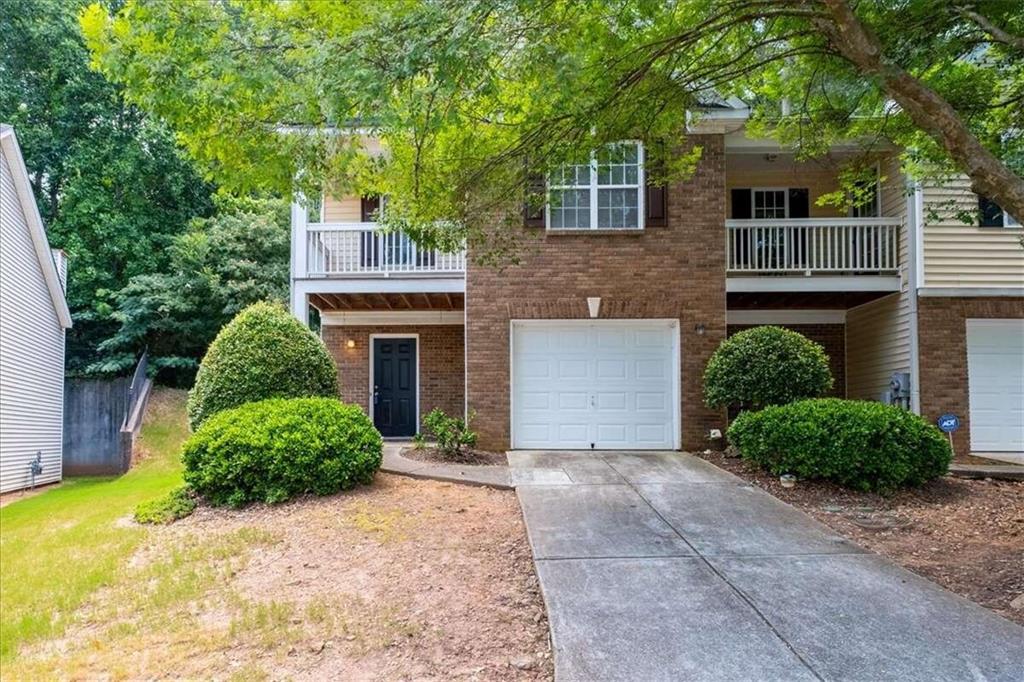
1,125,72,493
289,104,1024,461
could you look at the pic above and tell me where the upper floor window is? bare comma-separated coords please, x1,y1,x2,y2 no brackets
548,142,644,230
753,189,787,219
979,196,1020,228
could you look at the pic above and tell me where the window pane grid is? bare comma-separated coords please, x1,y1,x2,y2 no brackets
549,142,643,230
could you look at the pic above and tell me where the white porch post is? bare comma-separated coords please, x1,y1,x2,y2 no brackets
290,194,309,323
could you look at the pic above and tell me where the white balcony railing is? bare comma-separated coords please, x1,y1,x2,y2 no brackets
726,218,901,274
303,222,466,277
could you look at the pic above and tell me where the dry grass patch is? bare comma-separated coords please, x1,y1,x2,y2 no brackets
8,474,551,681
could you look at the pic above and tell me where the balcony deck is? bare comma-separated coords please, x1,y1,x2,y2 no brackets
725,217,902,292
299,222,466,279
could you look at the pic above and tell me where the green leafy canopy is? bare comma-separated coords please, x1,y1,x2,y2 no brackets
80,0,1024,255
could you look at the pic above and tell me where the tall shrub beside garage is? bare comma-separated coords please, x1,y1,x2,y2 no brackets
703,326,833,411
187,302,338,429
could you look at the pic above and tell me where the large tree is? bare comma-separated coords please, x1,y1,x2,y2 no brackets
91,196,290,385
1,0,215,371
80,0,1023,251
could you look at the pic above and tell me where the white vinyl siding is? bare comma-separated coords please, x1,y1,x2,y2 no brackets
922,177,1024,288
845,158,912,401
1,150,66,493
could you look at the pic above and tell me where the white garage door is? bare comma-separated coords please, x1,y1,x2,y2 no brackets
511,320,679,450
967,319,1024,453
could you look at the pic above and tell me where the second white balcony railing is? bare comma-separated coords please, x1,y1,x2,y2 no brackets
726,218,901,274
305,223,466,277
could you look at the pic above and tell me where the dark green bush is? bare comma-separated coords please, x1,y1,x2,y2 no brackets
728,398,952,493
134,486,198,524
420,408,477,458
182,397,382,507
704,326,833,410
187,302,338,429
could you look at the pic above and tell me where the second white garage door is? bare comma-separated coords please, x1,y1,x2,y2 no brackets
511,320,679,450
967,319,1024,453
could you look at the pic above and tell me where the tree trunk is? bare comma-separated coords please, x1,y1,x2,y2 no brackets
815,0,1024,221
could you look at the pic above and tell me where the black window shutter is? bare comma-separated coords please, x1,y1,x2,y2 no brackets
644,141,668,227
524,165,546,228
361,195,381,222
731,188,752,219
789,188,810,219
978,196,1004,227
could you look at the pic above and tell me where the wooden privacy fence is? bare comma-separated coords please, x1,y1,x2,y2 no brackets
63,352,152,476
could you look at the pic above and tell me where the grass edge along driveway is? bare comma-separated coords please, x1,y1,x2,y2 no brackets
0,388,189,664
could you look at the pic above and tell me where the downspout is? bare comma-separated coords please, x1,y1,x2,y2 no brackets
906,182,924,414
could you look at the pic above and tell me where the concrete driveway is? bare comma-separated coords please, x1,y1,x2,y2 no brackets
510,451,1024,682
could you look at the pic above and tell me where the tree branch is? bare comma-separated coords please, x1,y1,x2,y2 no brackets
955,5,1024,52
814,0,1024,219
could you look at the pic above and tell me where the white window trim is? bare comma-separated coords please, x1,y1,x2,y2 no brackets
546,141,645,230
751,187,790,219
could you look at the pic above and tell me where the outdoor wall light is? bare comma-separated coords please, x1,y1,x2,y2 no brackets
695,323,706,336
346,339,356,349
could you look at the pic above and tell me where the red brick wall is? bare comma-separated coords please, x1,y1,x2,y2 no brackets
321,325,465,427
466,135,728,451
727,324,846,397
917,296,1024,454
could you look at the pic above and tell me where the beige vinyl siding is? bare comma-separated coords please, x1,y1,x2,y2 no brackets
726,166,846,218
322,194,363,223
922,177,1024,288
0,150,65,493
846,159,912,400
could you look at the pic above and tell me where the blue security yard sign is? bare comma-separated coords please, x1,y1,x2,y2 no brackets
937,414,960,433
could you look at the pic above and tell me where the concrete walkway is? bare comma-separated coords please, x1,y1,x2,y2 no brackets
510,450,1024,682
380,443,512,488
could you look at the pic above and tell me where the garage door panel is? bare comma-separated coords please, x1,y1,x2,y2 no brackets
967,319,1024,453
512,321,678,450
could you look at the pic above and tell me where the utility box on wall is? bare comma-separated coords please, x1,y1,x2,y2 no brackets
888,372,911,409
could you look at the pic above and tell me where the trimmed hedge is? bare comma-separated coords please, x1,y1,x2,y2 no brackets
728,398,952,493
187,302,338,430
134,486,197,524
182,397,382,507
704,326,833,410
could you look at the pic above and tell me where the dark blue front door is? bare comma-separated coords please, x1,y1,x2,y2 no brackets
373,337,416,437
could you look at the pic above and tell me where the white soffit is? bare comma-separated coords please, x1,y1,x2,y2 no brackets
321,310,464,326
727,309,847,325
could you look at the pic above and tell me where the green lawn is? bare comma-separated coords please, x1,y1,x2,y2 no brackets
0,388,189,664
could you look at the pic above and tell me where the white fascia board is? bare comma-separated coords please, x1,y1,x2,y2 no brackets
918,287,1024,298
0,126,72,328
726,276,902,293
726,309,847,325
292,276,466,294
322,310,465,326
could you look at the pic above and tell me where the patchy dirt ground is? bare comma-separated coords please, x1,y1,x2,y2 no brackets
697,451,1024,625
10,475,552,681
402,446,508,467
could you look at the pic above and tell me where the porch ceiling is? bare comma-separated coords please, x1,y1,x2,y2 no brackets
310,291,465,312
727,290,893,310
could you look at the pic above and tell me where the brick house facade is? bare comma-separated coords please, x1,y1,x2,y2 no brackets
467,135,727,451
293,113,1023,459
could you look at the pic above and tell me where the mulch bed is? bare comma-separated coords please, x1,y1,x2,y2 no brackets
696,450,1024,625
401,445,508,467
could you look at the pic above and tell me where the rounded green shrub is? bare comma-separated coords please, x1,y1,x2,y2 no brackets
187,302,338,430
727,398,952,493
703,326,833,410
182,397,383,507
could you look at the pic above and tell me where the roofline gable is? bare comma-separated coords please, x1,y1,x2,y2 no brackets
0,125,73,329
